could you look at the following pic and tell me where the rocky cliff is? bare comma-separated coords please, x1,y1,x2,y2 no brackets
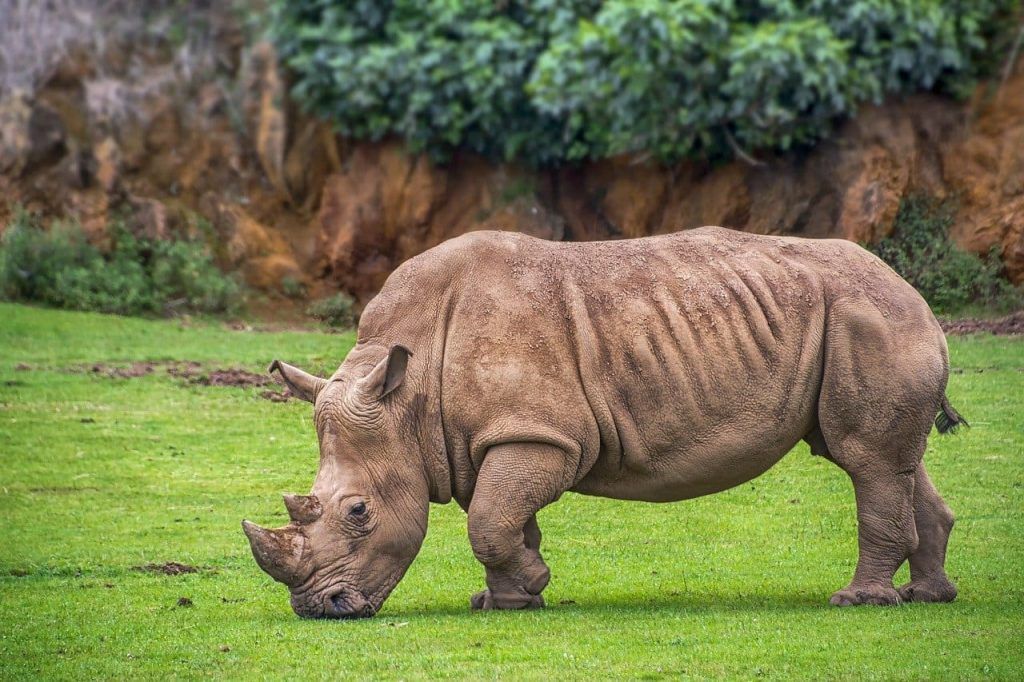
2,20,1021,307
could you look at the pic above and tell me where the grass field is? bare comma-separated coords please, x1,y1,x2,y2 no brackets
1,302,1022,680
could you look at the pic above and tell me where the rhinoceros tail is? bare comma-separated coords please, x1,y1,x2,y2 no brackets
935,396,969,434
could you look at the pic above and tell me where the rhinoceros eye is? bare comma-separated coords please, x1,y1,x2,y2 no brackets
350,501,367,517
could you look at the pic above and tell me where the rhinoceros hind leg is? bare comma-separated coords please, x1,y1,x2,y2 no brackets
827,459,918,607
815,303,948,606
468,443,572,611
897,463,957,603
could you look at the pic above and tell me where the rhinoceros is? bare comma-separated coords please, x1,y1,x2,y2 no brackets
242,227,965,618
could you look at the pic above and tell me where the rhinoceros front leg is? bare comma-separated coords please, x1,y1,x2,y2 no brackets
467,442,572,610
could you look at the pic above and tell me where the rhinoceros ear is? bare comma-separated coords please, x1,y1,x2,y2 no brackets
269,360,327,403
356,345,411,400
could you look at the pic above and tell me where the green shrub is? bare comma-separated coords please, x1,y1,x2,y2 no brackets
0,210,240,316
270,0,1017,165
280,275,306,299
306,293,357,328
871,196,1022,315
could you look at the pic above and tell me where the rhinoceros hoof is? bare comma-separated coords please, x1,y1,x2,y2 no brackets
897,579,957,603
829,584,902,607
470,589,545,611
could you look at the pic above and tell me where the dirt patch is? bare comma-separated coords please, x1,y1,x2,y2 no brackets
88,362,157,378
58,361,159,378
259,388,293,402
61,360,288,400
941,311,1024,336
66,360,197,378
168,364,273,388
170,364,293,400
203,368,273,388
134,562,198,576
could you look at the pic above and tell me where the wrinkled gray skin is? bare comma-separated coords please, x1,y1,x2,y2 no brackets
243,228,964,618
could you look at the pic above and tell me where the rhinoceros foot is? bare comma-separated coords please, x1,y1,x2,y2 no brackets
829,584,902,606
897,578,957,603
470,588,545,611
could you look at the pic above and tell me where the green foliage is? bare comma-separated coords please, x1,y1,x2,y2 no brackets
871,196,1022,315
271,0,1016,165
0,210,240,316
306,292,357,328
530,0,736,159
280,275,306,300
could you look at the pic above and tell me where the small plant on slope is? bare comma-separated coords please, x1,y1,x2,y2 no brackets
0,209,240,316
871,196,1022,316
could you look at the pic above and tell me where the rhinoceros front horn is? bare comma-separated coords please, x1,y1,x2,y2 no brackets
241,520,305,586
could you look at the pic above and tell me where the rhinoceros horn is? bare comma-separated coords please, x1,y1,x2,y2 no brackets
241,520,306,586
283,493,322,524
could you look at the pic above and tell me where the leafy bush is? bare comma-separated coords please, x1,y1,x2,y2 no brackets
871,196,1022,315
270,0,1017,165
280,275,306,299
0,210,240,316
306,293,357,328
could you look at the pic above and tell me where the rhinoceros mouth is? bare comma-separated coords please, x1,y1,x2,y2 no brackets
324,589,376,619
289,585,373,619
290,568,404,619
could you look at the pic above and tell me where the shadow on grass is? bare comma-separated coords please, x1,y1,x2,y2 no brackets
360,589,831,621
361,589,971,623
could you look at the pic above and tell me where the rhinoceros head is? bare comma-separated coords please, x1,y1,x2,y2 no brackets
242,346,429,619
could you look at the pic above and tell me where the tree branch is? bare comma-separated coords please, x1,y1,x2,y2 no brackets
723,128,766,168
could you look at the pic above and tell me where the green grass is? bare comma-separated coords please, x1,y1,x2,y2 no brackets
1,303,1022,680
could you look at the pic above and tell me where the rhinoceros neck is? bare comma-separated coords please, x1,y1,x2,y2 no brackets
354,289,455,505
401,348,453,505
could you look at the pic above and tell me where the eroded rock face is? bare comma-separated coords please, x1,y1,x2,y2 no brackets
0,28,327,295
243,41,289,201
315,145,564,302
2,18,1021,301
552,96,957,246
313,63,1024,300
0,91,65,178
942,74,1024,283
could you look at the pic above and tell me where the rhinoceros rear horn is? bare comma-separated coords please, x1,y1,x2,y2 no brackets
268,360,327,403
241,520,305,586
283,493,322,524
